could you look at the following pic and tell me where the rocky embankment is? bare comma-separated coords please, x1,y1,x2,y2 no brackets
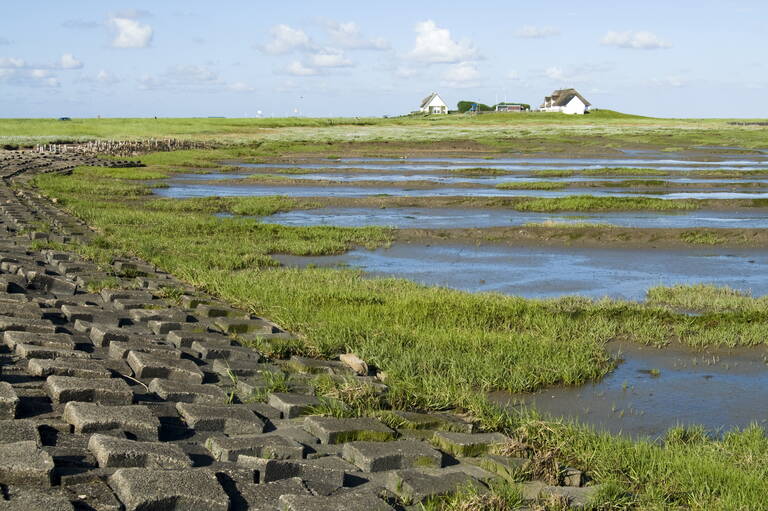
0,151,599,510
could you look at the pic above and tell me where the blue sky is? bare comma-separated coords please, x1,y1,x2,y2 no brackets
1,1,766,118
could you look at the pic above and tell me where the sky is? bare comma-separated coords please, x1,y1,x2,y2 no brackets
1,1,767,119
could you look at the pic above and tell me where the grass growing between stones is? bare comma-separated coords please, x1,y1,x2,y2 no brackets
31,164,768,509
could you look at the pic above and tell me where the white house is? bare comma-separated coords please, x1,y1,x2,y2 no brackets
540,88,591,115
419,92,448,114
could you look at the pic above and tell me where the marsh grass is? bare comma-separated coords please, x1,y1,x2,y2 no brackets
514,196,699,212
679,230,726,245
495,181,567,190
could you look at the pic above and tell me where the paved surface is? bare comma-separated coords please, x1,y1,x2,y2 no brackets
0,151,599,510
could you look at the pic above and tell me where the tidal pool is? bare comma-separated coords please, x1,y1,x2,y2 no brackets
263,208,768,229
275,244,768,300
490,341,768,438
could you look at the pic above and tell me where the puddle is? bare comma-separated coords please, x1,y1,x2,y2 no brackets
489,341,768,438
262,208,768,229
275,244,768,300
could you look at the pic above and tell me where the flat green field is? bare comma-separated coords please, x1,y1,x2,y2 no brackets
2,111,768,154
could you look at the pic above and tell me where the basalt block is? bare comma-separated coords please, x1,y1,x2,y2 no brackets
206,434,305,462
88,433,192,469
148,379,229,404
176,402,265,434
126,350,203,384
0,419,40,445
390,410,474,433
45,375,133,405
342,440,443,472
108,468,229,511
239,457,350,495
0,489,74,511
28,274,77,295
385,469,485,505
0,381,20,419
0,315,57,333
278,493,395,511
27,358,113,379
62,402,160,441
232,477,309,511
268,392,321,419
303,416,396,444
431,431,510,457
212,358,276,378
0,441,55,486
15,343,91,360
4,331,77,350
214,317,277,335
108,340,180,360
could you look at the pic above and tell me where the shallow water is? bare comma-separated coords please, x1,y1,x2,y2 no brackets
490,342,768,438
263,208,768,229
276,244,768,300
155,183,768,200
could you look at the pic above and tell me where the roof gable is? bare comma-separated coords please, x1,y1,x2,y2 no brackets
420,92,446,109
548,88,591,107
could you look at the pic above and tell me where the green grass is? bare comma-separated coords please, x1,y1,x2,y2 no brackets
680,230,726,245
522,221,617,229
532,170,575,177
514,196,699,212
495,181,567,190
582,168,670,177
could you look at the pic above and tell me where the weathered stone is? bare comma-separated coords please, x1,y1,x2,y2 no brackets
385,469,485,504
303,416,396,444
468,454,529,482
4,331,77,349
215,316,276,334
245,402,283,421
45,375,133,405
176,402,265,434
28,274,77,295
88,325,130,347
213,358,277,378
342,440,443,472
129,308,188,324
166,330,227,348
64,479,123,511
239,456,348,495
101,289,154,303
432,431,509,457
108,468,229,511
148,378,229,404
278,493,395,511
268,392,321,419
27,358,113,379
126,350,204,383
288,356,353,375
88,433,191,468
206,435,305,462
0,441,54,486
339,353,369,375
563,466,586,487
60,305,122,327
386,410,474,433
15,343,90,360
0,315,57,333
232,477,309,511
148,320,182,335
0,419,40,445
191,340,261,361
63,402,160,440
196,303,245,318
108,340,179,360
0,380,20,419
536,485,602,509
0,489,74,511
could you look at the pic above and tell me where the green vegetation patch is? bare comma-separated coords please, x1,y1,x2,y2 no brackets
495,181,567,190
514,195,699,212
582,167,670,176
680,230,726,245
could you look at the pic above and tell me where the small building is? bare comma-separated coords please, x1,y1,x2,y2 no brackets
419,92,448,114
540,88,591,115
495,102,529,113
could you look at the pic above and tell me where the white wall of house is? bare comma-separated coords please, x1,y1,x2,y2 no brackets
562,96,587,115
420,95,448,114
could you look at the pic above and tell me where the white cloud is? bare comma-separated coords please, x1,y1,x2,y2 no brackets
96,70,120,84
0,57,26,68
515,26,560,38
263,25,312,55
542,63,613,84
326,21,389,50
0,37,10,45
30,69,51,78
286,60,319,76
60,53,83,69
395,66,419,78
228,81,256,92
308,51,353,68
442,62,479,88
408,20,479,63
650,75,688,88
601,31,670,50
544,66,567,81
168,65,218,82
0,67,60,88
109,17,153,48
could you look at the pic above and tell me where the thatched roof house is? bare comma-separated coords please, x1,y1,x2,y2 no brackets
540,88,591,114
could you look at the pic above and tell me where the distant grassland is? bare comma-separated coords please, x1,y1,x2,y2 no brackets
3,110,768,153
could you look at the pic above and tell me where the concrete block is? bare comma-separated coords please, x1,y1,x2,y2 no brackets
63,402,160,440
0,441,54,486
342,440,443,472
108,468,229,511
432,431,509,457
88,433,191,468
206,434,305,462
0,381,20,419
126,350,203,383
176,402,265,434
303,416,396,444
45,375,133,405
268,392,321,419
148,379,229,404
